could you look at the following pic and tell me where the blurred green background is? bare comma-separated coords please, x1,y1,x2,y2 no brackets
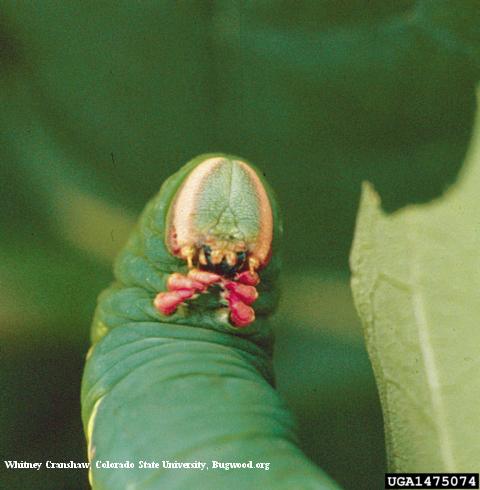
1,1,479,489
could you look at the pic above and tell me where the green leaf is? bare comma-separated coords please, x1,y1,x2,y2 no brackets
82,155,341,489
350,95,480,471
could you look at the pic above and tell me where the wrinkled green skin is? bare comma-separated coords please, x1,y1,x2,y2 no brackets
82,154,340,489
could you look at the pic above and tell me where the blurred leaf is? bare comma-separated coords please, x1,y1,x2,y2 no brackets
2,1,478,272
274,318,385,490
54,185,135,263
350,93,480,471
0,230,111,343
0,340,89,489
278,271,361,340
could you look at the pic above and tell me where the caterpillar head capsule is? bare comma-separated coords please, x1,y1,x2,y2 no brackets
154,155,274,328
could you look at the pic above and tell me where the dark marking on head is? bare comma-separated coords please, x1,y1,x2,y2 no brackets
202,246,247,277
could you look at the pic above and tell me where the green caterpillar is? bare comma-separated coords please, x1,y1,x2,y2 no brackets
81,154,340,489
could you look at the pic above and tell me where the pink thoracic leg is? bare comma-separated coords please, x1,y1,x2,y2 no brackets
153,268,260,328
154,269,221,316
